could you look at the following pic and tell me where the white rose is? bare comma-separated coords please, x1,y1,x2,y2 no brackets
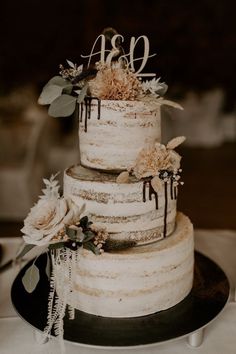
21,197,68,246
63,199,85,226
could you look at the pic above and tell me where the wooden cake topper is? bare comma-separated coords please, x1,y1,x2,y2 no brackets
81,32,156,77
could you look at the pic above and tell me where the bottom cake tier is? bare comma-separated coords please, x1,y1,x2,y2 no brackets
54,212,194,318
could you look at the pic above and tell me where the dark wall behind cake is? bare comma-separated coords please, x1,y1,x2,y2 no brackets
0,0,236,229
0,0,235,109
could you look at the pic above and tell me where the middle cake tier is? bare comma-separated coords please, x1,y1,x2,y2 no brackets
64,165,177,245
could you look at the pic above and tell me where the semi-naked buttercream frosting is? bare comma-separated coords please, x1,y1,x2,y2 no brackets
54,212,194,318
26,31,195,328
79,100,161,171
64,165,177,245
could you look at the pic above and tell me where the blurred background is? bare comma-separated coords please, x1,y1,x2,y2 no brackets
0,0,235,235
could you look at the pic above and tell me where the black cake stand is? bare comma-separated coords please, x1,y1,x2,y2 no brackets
11,251,230,349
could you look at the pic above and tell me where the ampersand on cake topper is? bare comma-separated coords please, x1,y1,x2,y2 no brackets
81,27,156,77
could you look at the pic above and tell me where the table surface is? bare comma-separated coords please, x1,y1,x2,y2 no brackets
0,229,236,354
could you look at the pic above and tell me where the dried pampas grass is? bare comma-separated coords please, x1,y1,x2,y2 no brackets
89,64,141,100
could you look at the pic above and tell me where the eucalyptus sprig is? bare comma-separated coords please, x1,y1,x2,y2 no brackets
38,60,91,118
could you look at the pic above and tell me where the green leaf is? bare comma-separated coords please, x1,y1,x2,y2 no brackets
22,263,40,293
38,84,63,105
48,242,65,250
66,227,77,240
16,243,36,260
103,240,136,252
48,94,77,117
79,216,89,229
62,84,73,95
77,232,85,242
83,242,101,255
46,76,69,87
83,230,95,242
77,83,88,104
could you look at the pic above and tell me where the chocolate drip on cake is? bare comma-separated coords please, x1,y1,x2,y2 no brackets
84,100,88,132
141,170,178,238
78,97,101,132
87,99,91,119
142,179,158,210
170,179,174,200
174,186,178,200
142,178,169,238
163,181,168,238
97,99,101,120
79,103,83,122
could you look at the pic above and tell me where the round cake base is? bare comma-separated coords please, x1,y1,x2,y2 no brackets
11,252,230,348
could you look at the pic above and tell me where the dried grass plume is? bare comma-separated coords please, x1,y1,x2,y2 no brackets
89,63,142,100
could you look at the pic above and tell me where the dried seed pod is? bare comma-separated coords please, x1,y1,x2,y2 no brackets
116,171,130,184
151,175,162,192
167,136,186,150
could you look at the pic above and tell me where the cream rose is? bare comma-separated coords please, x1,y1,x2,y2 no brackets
21,197,83,246
21,174,86,246
21,197,67,246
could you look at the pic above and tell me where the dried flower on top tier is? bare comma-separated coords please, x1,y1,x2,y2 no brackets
89,62,142,101
141,77,168,98
59,60,83,81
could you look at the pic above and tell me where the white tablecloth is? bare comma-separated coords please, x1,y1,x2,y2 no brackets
0,230,236,354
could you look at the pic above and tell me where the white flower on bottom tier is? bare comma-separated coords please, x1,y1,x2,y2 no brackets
21,175,83,246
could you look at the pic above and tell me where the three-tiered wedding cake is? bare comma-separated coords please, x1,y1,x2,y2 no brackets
22,30,194,324
60,98,194,318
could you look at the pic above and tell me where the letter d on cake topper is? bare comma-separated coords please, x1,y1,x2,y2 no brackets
128,36,156,77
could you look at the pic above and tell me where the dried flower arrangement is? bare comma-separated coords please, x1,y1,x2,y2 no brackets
38,29,183,119
19,175,106,341
89,62,142,101
116,136,186,192
19,174,136,346
21,174,106,251
38,59,176,118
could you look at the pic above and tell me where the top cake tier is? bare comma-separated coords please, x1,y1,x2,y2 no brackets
38,31,183,173
79,99,161,172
